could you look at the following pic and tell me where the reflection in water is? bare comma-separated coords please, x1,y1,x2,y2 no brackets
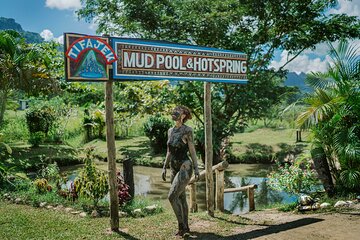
61,163,297,214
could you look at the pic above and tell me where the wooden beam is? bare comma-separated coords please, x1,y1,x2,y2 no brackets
204,81,214,217
105,80,119,231
215,169,225,212
188,161,229,184
224,184,258,193
189,183,198,213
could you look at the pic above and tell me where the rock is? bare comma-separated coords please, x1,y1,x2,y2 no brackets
119,211,128,218
64,207,73,213
299,195,315,206
39,202,47,208
144,204,158,214
312,203,320,210
298,206,312,211
55,205,64,211
320,202,331,209
91,210,98,218
334,200,348,208
3,193,10,199
71,211,81,215
346,201,354,205
79,212,87,218
46,205,54,209
14,198,22,204
133,208,143,217
357,195,360,202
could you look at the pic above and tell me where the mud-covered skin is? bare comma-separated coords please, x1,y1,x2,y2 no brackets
167,125,193,233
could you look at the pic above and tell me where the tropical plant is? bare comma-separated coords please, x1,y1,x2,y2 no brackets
74,148,109,206
0,30,59,125
297,40,360,194
267,156,319,195
143,114,172,154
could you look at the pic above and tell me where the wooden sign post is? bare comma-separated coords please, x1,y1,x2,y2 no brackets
105,80,120,231
204,82,214,216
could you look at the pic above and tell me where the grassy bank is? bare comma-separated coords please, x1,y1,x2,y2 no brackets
0,201,253,240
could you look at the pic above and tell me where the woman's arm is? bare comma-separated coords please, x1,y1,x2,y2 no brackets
187,128,200,180
162,129,171,181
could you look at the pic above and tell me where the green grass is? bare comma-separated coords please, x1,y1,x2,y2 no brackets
0,201,254,240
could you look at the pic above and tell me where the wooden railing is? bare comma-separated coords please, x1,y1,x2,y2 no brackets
187,161,257,212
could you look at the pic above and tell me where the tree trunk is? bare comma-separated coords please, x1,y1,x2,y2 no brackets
0,91,8,126
311,147,335,197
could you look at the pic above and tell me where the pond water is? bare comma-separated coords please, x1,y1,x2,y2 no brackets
61,162,298,214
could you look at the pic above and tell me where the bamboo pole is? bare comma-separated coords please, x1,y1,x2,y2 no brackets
189,183,198,213
204,82,214,217
105,80,119,231
224,184,257,193
215,169,224,212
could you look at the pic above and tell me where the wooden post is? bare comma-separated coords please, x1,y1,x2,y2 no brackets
105,80,119,231
204,82,214,217
248,187,255,211
215,169,224,212
189,183,198,213
123,157,134,200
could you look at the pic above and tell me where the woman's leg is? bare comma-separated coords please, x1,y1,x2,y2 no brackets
168,160,192,234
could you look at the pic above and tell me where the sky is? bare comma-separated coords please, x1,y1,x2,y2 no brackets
0,0,359,74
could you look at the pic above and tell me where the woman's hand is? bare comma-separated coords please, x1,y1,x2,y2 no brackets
161,168,167,181
194,167,200,181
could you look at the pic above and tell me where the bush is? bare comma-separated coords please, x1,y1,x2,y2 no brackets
267,156,319,195
28,131,45,147
25,105,57,136
74,148,108,206
143,114,171,154
117,171,131,206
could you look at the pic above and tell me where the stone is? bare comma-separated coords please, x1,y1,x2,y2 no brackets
334,200,348,208
39,202,47,208
64,207,73,213
79,212,87,218
91,210,98,218
14,198,22,204
71,211,81,215
144,204,158,214
312,203,320,210
46,205,54,209
298,205,312,211
320,202,331,209
357,195,360,202
133,208,143,217
3,193,10,199
299,195,314,206
119,211,128,218
54,205,64,211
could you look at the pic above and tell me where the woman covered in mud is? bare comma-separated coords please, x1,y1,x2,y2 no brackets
162,105,200,237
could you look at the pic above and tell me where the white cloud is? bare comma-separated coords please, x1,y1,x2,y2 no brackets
55,35,64,44
45,0,81,10
270,50,331,74
329,0,360,17
40,29,54,41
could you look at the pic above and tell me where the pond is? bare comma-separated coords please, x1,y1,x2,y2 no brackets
61,162,298,214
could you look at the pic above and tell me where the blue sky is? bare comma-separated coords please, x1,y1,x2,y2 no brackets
0,0,359,73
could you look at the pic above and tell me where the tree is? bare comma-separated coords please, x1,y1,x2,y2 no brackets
0,30,60,125
297,40,360,195
78,0,360,163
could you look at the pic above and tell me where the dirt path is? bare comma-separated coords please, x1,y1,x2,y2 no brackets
188,208,360,240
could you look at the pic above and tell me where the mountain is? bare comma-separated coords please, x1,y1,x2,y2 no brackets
0,17,43,43
284,72,312,92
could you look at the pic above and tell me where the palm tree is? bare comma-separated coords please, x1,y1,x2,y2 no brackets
0,30,55,126
297,40,360,194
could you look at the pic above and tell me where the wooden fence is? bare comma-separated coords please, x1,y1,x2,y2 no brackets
187,161,257,212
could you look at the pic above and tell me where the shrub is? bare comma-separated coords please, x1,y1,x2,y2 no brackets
74,148,108,206
143,114,171,154
117,171,131,206
267,156,319,195
25,105,57,136
28,131,45,147
33,178,52,193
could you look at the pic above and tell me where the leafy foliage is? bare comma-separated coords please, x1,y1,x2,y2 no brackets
268,157,319,195
143,114,172,154
74,148,109,206
116,171,131,206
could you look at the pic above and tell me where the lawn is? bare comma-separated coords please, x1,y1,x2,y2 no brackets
0,201,251,240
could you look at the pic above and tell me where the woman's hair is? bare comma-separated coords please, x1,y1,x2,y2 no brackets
173,105,192,123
